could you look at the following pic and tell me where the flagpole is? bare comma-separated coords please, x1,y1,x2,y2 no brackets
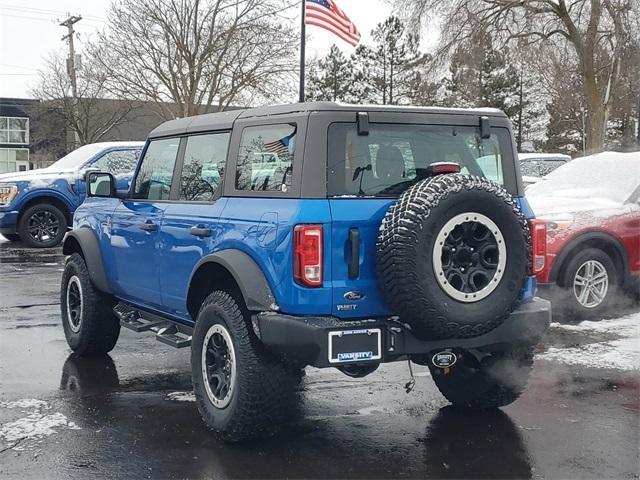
299,0,306,103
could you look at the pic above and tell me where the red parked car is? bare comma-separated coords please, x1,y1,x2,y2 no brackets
527,152,640,317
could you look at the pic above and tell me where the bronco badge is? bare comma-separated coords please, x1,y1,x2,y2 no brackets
432,351,457,368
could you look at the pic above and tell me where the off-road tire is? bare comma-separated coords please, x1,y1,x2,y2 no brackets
191,290,296,442
377,174,530,340
60,253,119,355
558,248,618,319
428,346,534,408
18,203,67,248
2,233,21,242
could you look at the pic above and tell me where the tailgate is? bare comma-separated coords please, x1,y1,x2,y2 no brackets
328,198,394,318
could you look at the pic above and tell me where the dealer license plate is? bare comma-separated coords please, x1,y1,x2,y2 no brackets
328,328,382,364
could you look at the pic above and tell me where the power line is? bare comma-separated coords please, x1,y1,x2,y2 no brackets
0,63,38,71
0,3,105,21
0,13,57,23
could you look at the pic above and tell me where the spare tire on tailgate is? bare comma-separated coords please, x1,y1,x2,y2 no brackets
376,174,530,340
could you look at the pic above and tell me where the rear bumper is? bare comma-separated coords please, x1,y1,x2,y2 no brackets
255,298,551,368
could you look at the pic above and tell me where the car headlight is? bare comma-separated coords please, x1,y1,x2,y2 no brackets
0,185,18,206
540,213,574,231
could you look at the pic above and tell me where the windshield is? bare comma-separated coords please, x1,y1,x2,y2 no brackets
520,159,567,177
327,123,511,197
47,144,109,170
526,152,640,203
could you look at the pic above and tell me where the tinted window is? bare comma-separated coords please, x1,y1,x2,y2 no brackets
134,138,180,200
328,124,506,197
179,133,230,201
235,124,296,192
92,149,140,176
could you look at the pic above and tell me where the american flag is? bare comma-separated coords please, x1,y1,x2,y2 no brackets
304,0,361,47
264,133,294,157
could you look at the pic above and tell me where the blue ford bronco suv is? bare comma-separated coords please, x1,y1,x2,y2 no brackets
0,142,142,247
60,103,551,441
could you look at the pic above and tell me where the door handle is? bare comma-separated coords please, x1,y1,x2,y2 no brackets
139,220,158,232
190,226,211,238
348,228,360,279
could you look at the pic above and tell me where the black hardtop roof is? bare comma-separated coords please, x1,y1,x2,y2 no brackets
148,102,507,138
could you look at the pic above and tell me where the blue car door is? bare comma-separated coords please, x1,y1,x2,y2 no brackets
109,138,181,310
158,132,231,320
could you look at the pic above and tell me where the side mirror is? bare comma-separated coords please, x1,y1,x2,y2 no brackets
86,171,116,198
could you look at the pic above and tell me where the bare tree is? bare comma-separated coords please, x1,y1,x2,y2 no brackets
31,52,137,148
93,0,299,120
395,0,639,153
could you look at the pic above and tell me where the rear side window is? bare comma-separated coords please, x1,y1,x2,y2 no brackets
179,132,230,201
92,149,140,176
134,138,180,200
327,123,508,197
235,124,296,192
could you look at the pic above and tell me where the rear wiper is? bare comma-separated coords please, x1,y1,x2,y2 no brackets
352,164,372,195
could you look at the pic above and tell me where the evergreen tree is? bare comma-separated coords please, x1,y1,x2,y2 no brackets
353,16,426,105
544,70,585,155
307,45,358,102
443,32,528,144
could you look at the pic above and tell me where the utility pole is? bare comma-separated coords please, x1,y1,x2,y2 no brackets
60,15,82,146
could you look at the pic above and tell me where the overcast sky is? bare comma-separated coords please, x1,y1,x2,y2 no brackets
0,0,434,99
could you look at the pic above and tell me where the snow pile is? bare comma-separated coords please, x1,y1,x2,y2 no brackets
538,313,640,371
165,391,196,402
0,399,80,448
527,151,640,206
1,399,48,410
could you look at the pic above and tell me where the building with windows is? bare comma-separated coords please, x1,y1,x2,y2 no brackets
0,98,36,173
0,96,233,173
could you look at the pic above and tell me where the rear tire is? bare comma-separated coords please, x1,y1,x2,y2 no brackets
191,290,296,442
558,248,618,319
61,253,119,355
429,346,534,408
18,203,67,248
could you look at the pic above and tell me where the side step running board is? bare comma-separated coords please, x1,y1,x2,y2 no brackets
113,302,193,348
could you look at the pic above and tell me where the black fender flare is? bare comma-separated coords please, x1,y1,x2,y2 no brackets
62,229,112,294
190,249,276,311
550,231,629,283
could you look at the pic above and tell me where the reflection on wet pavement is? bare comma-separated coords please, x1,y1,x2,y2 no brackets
1,237,638,479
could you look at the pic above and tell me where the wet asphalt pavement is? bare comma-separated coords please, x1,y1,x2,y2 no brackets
0,237,638,479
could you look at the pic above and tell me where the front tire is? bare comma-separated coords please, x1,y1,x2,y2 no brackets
559,248,618,319
18,203,67,248
191,291,296,442
61,253,119,355
429,346,534,408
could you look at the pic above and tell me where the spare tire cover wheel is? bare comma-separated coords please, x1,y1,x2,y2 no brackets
376,174,530,340
432,212,507,302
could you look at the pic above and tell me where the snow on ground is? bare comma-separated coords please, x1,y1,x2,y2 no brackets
538,312,640,371
0,399,80,449
165,391,196,402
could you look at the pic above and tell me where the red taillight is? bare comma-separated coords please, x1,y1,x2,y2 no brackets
294,225,323,287
529,219,546,274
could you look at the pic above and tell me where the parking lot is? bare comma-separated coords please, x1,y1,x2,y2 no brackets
0,236,638,479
